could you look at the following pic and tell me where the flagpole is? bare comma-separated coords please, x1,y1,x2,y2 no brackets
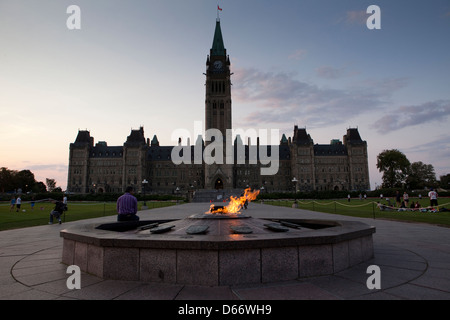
217,3,222,21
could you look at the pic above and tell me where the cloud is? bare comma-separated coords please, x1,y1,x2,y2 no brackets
315,65,359,79
316,66,345,79
233,68,406,128
403,134,450,157
341,10,367,25
288,49,307,61
370,100,450,134
401,134,450,177
26,164,68,173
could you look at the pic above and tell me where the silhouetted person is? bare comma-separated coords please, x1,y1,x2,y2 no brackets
117,186,139,221
49,200,65,224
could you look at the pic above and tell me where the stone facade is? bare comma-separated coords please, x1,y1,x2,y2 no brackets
67,19,370,194
67,126,369,194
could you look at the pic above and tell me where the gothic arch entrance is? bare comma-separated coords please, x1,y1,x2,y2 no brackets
215,178,223,190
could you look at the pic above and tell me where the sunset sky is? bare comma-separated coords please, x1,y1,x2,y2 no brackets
1,0,449,191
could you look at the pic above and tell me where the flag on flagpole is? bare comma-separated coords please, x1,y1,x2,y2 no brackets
218,5,222,11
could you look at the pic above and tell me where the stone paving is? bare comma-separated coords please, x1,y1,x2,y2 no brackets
1,202,449,300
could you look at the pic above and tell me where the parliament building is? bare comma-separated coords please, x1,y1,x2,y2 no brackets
67,18,370,195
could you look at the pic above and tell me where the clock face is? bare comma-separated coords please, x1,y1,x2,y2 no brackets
213,60,223,70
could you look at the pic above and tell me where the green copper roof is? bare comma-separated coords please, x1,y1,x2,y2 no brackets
211,20,226,56
151,135,159,146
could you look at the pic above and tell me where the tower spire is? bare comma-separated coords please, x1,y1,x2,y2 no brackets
211,17,226,56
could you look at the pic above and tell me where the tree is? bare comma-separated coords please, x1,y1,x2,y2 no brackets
440,174,450,190
0,167,15,192
376,149,410,188
46,178,57,192
15,170,36,193
406,161,437,189
0,167,47,193
34,181,47,193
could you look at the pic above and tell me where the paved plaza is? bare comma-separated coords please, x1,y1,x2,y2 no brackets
0,202,449,300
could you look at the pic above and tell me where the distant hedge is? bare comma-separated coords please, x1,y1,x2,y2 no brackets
0,192,185,202
257,188,450,200
2,188,448,203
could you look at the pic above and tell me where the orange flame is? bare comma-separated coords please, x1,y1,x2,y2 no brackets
208,188,260,214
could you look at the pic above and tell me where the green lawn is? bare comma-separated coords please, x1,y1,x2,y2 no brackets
0,200,177,231
264,197,450,227
2,198,448,231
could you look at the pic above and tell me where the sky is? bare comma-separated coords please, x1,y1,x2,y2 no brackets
1,0,449,191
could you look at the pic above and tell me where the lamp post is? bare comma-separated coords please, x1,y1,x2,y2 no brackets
142,179,148,209
175,186,180,204
292,177,298,208
260,186,265,204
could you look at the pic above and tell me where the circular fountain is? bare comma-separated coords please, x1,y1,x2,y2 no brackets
60,207,375,286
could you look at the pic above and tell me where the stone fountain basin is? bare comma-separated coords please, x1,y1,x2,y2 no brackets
60,216,375,286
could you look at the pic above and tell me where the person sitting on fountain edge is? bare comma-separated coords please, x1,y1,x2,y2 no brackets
49,199,66,224
117,186,139,222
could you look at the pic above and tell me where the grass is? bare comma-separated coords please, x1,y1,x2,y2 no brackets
2,197,449,231
0,200,177,231
264,197,450,227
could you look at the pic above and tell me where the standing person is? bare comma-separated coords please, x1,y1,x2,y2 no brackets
395,191,401,207
347,194,351,202
403,191,409,206
243,199,248,210
428,188,438,207
117,186,139,221
63,195,68,212
16,196,22,212
10,197,16,212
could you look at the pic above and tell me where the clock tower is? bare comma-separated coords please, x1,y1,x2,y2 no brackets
204,18,233,190
205,18,232,139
